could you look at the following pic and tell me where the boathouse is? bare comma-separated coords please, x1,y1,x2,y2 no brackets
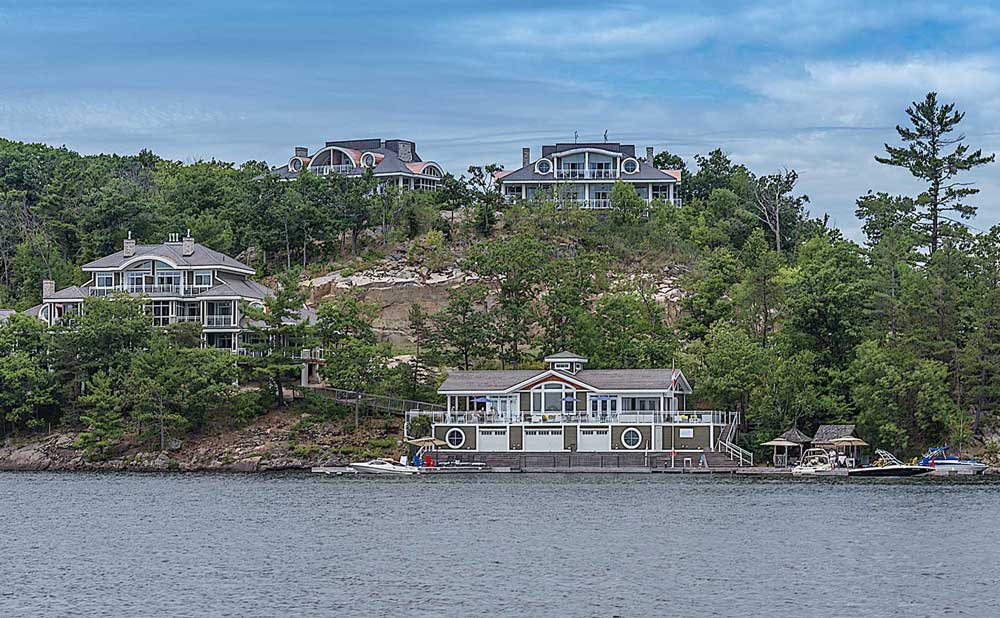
407,353,747,466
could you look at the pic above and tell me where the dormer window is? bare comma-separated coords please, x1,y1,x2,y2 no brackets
535,158,552,174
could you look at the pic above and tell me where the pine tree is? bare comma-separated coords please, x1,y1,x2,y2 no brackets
876,92,995,253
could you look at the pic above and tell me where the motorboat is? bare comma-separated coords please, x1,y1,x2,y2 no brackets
917,446,988,476
349,458,421,475
847,449,932,478
792,448,835,476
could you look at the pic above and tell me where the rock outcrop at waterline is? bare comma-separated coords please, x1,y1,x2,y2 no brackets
0,409,402,473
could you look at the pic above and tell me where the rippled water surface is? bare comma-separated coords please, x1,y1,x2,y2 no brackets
2,472,999,617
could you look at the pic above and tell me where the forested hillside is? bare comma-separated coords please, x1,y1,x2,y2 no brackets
1,92,998,459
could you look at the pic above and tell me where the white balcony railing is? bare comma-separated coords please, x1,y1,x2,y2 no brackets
205,315,234,328
555,168,619,180
91,285,212,297
308,164,355,176
411,410,730,425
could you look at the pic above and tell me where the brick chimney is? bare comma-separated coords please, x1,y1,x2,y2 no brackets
646,146,655,164
182,229,195,257
522,147,531,168
42,280,55,298
294,146,308,158
123,231,136,257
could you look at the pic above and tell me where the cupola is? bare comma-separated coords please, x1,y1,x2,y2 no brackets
543,351,588,374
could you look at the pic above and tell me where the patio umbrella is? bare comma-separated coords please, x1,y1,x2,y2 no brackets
405,437,448,448
830,436,868,466
761,438,799,467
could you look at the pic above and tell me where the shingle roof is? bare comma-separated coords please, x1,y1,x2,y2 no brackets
544,350,587,360
812,424,857,443
197,277,272,300
438,368,692,393
779,427,814,444
44,286,89,300
82,242,254,272
0,309,15,323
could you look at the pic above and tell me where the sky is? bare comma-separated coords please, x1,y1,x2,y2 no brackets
2,0,1000,238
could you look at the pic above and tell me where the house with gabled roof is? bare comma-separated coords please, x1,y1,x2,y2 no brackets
409,351,736,456
272,138,445,190
34,232,315,352
496,142,682,208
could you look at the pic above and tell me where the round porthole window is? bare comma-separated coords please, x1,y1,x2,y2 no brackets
536,158,552,174
446,428,466,449
622,158,639,174
361,153,376,168
622,427,642,449
289,158,303,172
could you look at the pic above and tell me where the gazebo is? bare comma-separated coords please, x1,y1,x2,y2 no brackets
762,427,813,467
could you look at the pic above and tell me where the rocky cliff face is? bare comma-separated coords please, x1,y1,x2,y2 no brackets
0,408,402,473
305,262,690,344
307,266,475,345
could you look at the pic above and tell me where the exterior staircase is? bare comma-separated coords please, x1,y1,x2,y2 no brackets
715,416,754,467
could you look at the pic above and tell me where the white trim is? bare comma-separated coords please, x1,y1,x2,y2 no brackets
621,427,642,449
534,158,552,175
502,369,597,393
548,147,623,158
307,146,359,170
445,427,466,449
622,158,640,175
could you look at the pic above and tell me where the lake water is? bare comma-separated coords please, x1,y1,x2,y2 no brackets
2,472,999,618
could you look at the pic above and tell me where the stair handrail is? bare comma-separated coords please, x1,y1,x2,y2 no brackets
716,414,754,467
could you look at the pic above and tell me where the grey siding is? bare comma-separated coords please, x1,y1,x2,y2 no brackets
611,425,652,450
434,425,477,450
509,425,523,450
563,425,578,451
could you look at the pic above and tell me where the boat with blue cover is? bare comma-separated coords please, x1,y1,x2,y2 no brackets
917,446,988,476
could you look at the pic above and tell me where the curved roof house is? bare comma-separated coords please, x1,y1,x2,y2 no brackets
272,138,445,190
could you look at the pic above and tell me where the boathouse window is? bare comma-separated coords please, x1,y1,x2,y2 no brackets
678,428,694,439
531,382,576,413
446,428,465,449
622,428,642,449
622,397,661,412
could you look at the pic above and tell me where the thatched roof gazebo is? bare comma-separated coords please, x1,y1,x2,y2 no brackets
763,427,813,467
779,427,813,445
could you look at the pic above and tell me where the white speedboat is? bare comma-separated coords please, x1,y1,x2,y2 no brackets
917,446,988,476
792,448,835,476
349,458,421,475
847,449,932,478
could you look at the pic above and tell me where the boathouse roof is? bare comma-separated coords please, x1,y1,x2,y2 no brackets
439,367,692,394
812,424,858,444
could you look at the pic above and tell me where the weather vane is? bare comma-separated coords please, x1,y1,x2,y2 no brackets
603,129,608,143
574,130,578,143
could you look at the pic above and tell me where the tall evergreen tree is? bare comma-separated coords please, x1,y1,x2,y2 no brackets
876,92,995,253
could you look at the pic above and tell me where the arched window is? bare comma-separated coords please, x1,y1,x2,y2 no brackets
530,382,577,413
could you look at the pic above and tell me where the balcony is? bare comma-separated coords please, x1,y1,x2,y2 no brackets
308,164,356,176
411,410,730,425
91,285,212,297
205,315,235,328
555,167,618,180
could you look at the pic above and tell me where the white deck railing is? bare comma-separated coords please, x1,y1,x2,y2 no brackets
408,409,730,426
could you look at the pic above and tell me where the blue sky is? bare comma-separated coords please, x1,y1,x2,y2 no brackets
3,0,1000,237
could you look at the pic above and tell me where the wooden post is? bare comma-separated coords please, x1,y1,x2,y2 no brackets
355,395,360,431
